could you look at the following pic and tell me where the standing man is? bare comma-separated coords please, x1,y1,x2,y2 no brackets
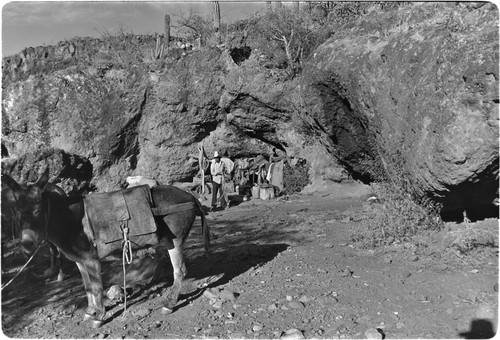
210,151,226,211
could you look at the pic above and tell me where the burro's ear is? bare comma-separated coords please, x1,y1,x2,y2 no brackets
34,167,50,190
2,173,23,193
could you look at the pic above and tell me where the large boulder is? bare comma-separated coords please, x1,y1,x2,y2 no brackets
1,147,93,195
301,2,499,213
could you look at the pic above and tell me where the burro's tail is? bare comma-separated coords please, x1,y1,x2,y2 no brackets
193,196,210,254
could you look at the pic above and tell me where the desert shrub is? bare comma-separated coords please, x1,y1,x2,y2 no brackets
254,7,332,78
352,182,443,247
283,161,311,194
443,221,497,254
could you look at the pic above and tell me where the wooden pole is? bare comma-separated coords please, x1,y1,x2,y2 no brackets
199,144,205,194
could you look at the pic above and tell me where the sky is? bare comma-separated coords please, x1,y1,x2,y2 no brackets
1,1,268,57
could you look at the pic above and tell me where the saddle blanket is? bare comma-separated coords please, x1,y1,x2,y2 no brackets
83,185,158,257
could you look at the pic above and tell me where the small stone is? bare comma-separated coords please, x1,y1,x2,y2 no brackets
494,283,498,292
286,295,293,301
253,324,263,332
194,327,201,332
281,329,305,339
268,303,278,310
97,334,107,339
383,258,392,264
410,255,419,262
219,289,238,302
106,285,124,301
288,301,305,309
203,288,219,300
298,295,310,303
364,328,382,339
396,322,405,329
212,300,223,309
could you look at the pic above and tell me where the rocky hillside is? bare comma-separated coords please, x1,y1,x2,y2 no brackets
2,2,498,218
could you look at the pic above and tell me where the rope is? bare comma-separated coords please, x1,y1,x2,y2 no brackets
1,196,51,291
121,223,133,313
1,244,41,291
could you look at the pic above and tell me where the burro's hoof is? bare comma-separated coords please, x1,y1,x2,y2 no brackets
92,319,103,328
57,271,65,282
161,306,173,314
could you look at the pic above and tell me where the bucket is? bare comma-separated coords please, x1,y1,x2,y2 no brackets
259,184,275,200
251,185,260,199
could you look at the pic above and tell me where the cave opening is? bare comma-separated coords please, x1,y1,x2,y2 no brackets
1,144,9,158
436,166,499,223
229,46,252,65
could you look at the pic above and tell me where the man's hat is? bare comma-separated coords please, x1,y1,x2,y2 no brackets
214,151,220,158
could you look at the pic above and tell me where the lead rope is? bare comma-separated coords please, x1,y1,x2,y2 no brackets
1,199,51,291
121,223,133,313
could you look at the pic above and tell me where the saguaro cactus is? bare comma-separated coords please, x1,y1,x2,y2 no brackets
164,14,170,47
213,1,220,44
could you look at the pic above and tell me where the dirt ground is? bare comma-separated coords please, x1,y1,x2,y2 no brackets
1,185,498,339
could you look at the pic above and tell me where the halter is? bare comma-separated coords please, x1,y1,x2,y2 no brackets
1,192,51,291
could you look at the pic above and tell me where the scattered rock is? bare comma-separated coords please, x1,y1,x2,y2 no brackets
396,322,405,329
288,301,305,309
383,258,392,264
252,324,263,332
268,303,278,310
494,283,498,292
203,288,219,300
212,300,223,309
299,295,311,303
219,289,238,302
281,328,305,339
106,285,124,301
410,255,419,262
364,328,383,339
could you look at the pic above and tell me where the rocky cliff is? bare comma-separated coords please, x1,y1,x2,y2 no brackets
301,2,499,214
2,2,498,217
